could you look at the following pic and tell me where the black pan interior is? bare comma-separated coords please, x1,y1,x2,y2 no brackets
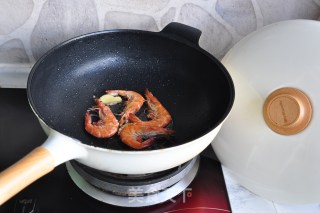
28,30,234,151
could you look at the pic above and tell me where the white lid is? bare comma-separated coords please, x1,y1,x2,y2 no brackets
212,20,320,204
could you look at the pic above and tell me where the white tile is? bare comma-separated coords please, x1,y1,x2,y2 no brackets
177,3,233,59
0,39,30,63
31,0,99,60
256,0,319,26
160,7,176,29
0,0,34,35
222,167,277,213
274,203,320,213
215,0,257,35
104,11,158,31
0,66,31,88
96,0,170,13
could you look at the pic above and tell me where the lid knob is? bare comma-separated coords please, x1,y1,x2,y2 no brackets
263,87,312,135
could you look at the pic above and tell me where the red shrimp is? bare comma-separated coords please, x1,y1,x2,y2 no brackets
85,99,119,138
119,123,175,149
106,90,145,126
128,89,172,127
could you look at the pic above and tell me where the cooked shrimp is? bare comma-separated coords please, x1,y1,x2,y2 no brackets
106,90,145,126
119,123,175,149
85,99,119,138
128,89,172,127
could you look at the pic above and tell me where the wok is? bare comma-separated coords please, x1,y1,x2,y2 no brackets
0,22,234,204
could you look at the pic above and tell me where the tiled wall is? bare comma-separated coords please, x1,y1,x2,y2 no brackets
0,0,320,82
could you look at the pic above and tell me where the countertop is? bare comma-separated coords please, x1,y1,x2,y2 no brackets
222,167,320,212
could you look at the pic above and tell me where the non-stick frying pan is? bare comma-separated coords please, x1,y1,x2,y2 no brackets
0,22,234,204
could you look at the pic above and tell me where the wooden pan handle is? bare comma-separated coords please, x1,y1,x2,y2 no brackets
0,147,55,205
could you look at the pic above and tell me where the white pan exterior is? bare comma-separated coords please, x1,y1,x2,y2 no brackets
40,119,223,174
212,20,320,204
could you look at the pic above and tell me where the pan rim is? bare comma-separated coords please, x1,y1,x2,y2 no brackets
27,27,235,151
